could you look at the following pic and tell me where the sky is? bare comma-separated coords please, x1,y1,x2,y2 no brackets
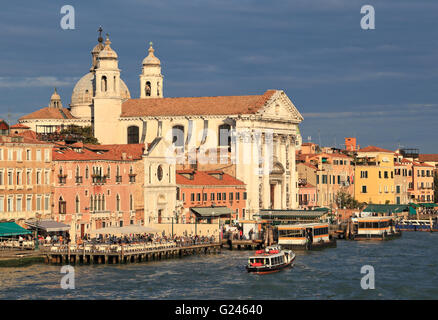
0,0,437,152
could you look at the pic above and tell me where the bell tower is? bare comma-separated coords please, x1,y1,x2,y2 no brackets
140,42,163,99
93,34,124,144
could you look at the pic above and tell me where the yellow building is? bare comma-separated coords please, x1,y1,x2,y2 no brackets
354,146,396,204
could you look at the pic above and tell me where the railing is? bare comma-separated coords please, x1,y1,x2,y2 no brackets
92,175,107,184
115,176,122,183
58,175,67,184
75,176,83,184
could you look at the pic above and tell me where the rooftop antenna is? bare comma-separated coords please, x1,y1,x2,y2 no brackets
318,129,321,147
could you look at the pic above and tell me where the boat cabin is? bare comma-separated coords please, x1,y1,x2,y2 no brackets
277,223,330,246
352,216,394,236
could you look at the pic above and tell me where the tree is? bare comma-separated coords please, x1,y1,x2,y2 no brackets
60,125,99,144
335,189,363,209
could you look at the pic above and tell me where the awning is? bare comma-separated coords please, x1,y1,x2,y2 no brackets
363,204,410,214
90,225,159,235
0,222,32,236
257,209,328,219
25,220,70,232
190,207,232,218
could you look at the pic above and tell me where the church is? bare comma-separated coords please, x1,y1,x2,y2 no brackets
19,29,304,219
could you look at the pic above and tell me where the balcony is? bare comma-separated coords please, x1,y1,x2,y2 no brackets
58,174,67,184
115,175,122,183
92,175,107,184
75,176,83,184
129,174,136,183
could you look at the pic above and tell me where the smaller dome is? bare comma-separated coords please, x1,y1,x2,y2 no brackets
142,42,161,66
51,88,61,100
98,35,118,59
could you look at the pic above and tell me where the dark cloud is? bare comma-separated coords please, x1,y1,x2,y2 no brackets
0,0,437,152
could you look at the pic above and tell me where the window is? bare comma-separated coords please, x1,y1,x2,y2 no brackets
44,195,50,211
360,171,368,178
243,192,247,200
26,170,32,185
145,81,151,96
0,149,3,161
16,196,22,212
0,197,3,212
36,171,41,185
7,170,13,185
236,192,241,200
190,193,195,202
362,186,367,193
218,124,232,152
75,195,80,213
36,150,41,161
26,196,32,211
45,171,50,185
211,193,215,201
229,192,233,201
172,125,184,148
7,197,13,212
26,149,31,161
17,150,22,161
36,196,41,211
101,75,107,92
127,126,140,144
45,149,50,162
217,193,222,201
8,149,13,161
59,197,66,214
222,193,226,201
0,170,3,185
116,194,121,212
130,194,134,211
16,171,22,185
384,171,388,179
203,193,207,201
196,193,201,201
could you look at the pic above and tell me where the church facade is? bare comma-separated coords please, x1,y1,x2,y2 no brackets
19,31,304,220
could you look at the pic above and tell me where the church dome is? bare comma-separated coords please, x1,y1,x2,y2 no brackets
142,42,161,66
71,72,131,106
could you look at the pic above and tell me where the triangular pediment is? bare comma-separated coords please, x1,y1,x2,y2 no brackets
257,90,304,123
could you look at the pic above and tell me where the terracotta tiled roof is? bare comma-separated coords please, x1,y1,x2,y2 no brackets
358,146,394,153
19,107,76,120
176,170,245,186
298,162,318,170
299,183,316,189
53,144,145,161
121,90,277,117
401,158,434,167
0,120,9,130
10,123,30,129
419,154,438,162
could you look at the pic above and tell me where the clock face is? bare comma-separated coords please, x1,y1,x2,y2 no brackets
157,165,163,181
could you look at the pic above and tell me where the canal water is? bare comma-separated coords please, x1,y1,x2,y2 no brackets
0,232,437,299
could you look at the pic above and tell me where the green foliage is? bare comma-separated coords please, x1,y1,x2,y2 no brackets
335,189,364,209
60,125,99,144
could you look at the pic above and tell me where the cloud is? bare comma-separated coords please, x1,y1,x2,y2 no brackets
0,76,78,88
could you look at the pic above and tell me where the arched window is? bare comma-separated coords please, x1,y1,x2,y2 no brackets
59,196,66,214
145,81,151,96
157,82,160,96
75,195,80,213
102,194,105,211
130,194,133,211
172,125,184,147
101,76,107,92
113,76,116,92
127,126,139,144
218,124,232,152
85,166,89,179
90,195,94,212
116,194,121,212
107,165,111,179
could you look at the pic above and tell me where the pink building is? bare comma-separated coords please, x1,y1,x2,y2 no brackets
298,180,317,209
176,170,247,222
52,143,145,242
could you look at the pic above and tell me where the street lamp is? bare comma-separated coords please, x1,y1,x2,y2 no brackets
35,213,41,250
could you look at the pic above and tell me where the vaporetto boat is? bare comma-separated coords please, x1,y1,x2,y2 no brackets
351,216,401,240
277,223,336,250
246,245,295,274
395,219,438,232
